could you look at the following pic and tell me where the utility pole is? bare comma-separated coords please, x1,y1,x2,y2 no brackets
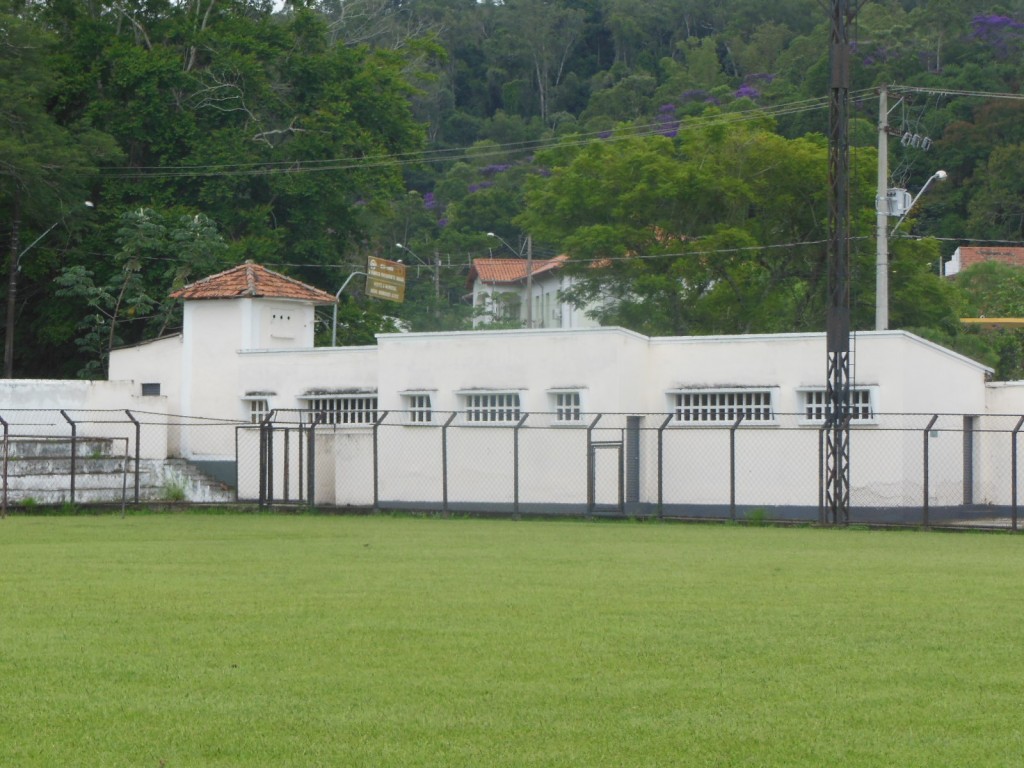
825,0,858,525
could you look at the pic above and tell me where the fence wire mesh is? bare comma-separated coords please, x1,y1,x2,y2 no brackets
3,408,1024,529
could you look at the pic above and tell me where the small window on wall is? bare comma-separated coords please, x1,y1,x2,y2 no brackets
405,393,433,423
141,383,161,396
306,395,378,425
249,399,270,424
464,392,521,423
551,391,582,422
672,389,774,423
802,388,874,422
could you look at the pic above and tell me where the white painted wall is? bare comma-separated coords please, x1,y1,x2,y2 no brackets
237,346,379,414
109,335,183,412
471,272,601,330
377,327,649,415
0,379,169,459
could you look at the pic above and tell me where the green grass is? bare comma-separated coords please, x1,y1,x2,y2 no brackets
1,515,1023,767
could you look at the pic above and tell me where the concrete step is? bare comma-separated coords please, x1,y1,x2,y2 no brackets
1,456,235,506
4,437,122,459
5,457,131,475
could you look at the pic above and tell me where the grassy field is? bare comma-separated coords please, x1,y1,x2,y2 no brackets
1,514,1022,767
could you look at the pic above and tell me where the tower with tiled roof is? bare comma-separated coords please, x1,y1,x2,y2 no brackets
174,261,336,427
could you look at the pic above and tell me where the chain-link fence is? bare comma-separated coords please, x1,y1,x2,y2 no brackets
5,407,1024,529
0,409,242,514
249,410,1024,530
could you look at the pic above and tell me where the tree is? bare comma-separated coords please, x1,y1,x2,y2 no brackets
519,122,871,336
55,208,229,377
0,2,120,377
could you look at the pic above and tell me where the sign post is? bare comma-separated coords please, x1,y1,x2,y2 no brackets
366,257,406,303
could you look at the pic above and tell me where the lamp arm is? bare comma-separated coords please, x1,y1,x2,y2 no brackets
331,271,366,346
890,173,944,236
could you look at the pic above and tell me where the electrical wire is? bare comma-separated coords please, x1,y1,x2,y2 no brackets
96,91,878,180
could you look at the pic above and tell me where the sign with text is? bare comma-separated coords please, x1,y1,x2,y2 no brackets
366,256,406,303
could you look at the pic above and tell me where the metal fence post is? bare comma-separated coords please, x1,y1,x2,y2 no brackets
729,413,745,521
441,412,457,515
373,411,389,510
1,415,8,518
60,410,76,505
817,425,826,525
1013,416,1024,532
923,414,939,527
283,427,291,502
962,415,975,506
586,414,603,516
656,415,673,518
513,413,528,518
306,412,322,509
617,434,625,516
125,410,141,503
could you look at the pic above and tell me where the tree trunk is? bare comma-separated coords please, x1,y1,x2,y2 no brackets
4,192,21,378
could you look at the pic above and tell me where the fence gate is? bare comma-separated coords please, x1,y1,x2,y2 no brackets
258,419,317,507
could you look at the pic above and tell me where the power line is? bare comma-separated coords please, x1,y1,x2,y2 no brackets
97,92,875,180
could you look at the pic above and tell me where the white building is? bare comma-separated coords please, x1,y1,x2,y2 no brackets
466,256,601,329
2,261,1020,518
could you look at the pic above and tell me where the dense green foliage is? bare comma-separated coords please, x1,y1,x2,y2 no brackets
3,515,1024,766
3,0,1024,376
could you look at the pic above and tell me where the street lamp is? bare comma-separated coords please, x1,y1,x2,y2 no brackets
890,170,947,235
874,171,946,331
4,201,93,377
486,232,534,327
331,271,366,346
396,242,439,298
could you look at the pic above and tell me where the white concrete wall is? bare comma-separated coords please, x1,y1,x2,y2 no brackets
237,346,379,414
0,379,169,460
377,327,649,415
109,335,183,413
985,382,1024,415
648,331,990,416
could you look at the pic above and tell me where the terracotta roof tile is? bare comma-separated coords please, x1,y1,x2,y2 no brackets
171,262,337,304
467,255,569,289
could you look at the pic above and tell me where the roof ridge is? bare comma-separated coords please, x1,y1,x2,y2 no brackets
170,262,337,304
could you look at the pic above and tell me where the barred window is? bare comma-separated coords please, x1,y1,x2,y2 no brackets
306,395,378,425
673,390,773,423
249,399,270,424
802,389,873,422
465,392,521,423
406,393,433,423
552,391,582,422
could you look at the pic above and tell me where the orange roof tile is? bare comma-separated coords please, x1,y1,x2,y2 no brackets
467,255,569,289
170,262,337,304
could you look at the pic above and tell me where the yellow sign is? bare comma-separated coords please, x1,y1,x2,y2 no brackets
366,257,406,303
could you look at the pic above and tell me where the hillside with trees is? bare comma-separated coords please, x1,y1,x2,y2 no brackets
4,0,1024,378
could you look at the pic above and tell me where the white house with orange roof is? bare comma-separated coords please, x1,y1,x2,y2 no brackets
466,255,602,329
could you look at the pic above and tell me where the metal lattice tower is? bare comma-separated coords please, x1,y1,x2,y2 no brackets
825,0,859,524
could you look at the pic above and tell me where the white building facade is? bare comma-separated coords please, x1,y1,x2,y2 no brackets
2,261,1018,520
